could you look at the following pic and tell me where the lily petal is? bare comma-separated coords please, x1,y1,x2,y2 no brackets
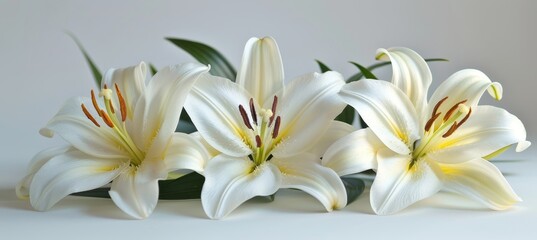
109,156,168,219
236,37,284,106
307,121,354,158
440,158,521,210
322,128,383,176
17,146,73,199
190,131,220,158
428,106,529,164
376,47,432,117
272,71,346,157
102,62,147,115
165,132,211,173
370,148,443,215
42,97,129,159
28,149,127,211
340,80,419,155
272,153,347,211
428,69,502,119
135,63,209,158
185,74,254,157
201,155,281,219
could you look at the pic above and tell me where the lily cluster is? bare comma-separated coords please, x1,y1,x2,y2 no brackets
17,37,530,219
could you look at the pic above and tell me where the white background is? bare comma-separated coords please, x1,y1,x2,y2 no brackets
1,0,536,239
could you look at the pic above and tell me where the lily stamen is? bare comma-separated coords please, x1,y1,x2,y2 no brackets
114,83,127,122
443,99,468,121
81,104,100,127
272,116,281,138
442,106,472,138
249,98,258,125
255,135,262,147
100,109,115,128
424,112,441,132
237,95,284,165
90,90,102,117
238,104,253,130
269,96,278,126
432,96,448,117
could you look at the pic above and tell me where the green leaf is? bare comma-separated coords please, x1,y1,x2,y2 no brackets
149,63,158,76
315,59,332,73
66,32,102,87
166,38,237,80
346,58,448,82
341,177,365,204
176,110,197,133
335,105,355,125
72,172,205,200
176,119,197,134
349,61,378,79
158,172,204,200
358,115,368,129
253,194,276,202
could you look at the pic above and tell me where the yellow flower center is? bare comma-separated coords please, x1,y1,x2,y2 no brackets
80,84,145,166
410,96,472,169
238,96,283,166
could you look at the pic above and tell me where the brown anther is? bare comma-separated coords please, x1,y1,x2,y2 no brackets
249,98,257,125
100,109,115,128
424,112,441,132
109,100,115,114
90,90,102,117
103,84,108,89
457,107,472,128
269,96,278,125
81,104,100,127
115,83,127,122
442,122,458,138
443,99,468,121
239,105,253,129
272,116,281,139
255,135,262,147
442,107,472,138
432,96,448,117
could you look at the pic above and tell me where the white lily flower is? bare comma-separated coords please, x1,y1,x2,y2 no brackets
185,37,348,219
323,47,530,215
17,62,211,219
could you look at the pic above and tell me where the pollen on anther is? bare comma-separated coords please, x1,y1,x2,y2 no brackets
81,104,100,127
424,112,441,132
255,135,262,147
90,90,102,117
239,105,253,129
457,107,472,127
269,96,278,125
272,116,281,139
432,96,448,117
442,122,458,138
100,109,115,128
249,98,258,125
115,83,127,122
443,99,468,121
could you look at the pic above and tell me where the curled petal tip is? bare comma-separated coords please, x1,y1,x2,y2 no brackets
39,128,54,138
516,141,531,152
375,48,388,60
488,82,503,101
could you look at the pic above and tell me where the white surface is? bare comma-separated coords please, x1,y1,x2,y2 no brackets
1,147,536,239
1,0,536,239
